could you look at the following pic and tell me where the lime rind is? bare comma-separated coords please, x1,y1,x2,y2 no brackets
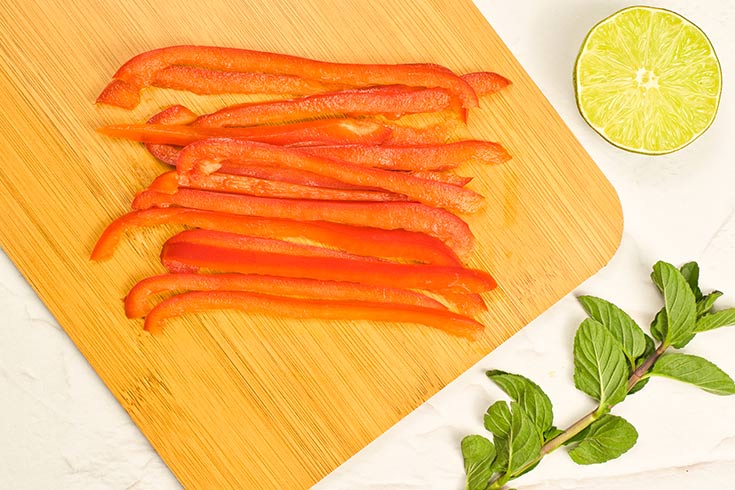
574,6,722,155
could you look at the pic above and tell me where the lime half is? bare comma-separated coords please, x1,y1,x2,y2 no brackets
574,6,721,154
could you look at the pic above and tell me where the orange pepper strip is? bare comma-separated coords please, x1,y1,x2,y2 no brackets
461,72,511,96
296,140,510,171
176,139,484,214
90,208,462,266
99,118,392,147
143,290,483,339
125,273,447,318
151,170,409,201
131,189,474,258
193,86,455,127
164,229,385,263
151,65,343,96
146,105,198,165
98,45,478,110
160,241,496,294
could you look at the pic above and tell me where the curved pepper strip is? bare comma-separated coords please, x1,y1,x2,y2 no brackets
151,170,408,201
97,45,478,110
145,105,198,166
125,273,447,318
90,208,462,266
131,189,474,258
176,139,484,214
461,72,511,96
193,86,455,127
160,242,496,294
164,229,385,263
296,140,510,171
151,65,342,96
99,118,392,148
143,290,483,339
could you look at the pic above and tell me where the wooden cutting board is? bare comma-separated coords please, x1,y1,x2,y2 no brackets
0,0,622,488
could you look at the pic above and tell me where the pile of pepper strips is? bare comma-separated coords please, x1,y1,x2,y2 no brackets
91,46,511,340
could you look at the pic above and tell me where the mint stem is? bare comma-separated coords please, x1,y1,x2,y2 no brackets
496,341,669,488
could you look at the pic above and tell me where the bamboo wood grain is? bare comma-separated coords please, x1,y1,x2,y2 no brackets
0,0,622,488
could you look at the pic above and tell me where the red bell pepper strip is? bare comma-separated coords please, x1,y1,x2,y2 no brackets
161,230,485,316
164,229,385,263
461,72,511,96
216,163,375,190
175,139,484,214
295,140,510,171
131,189,474,258
90,208,462,266
125,273,447,318
442,292,489,317
151,65,343,96
410,171,472,187
382,120,461,145
147,165,400,197
98,45,478,110
143,291,483,339
160,241,496,294
147,171,179,194
150,170,408,201
145,105,198,165
99,118,393,147
193,86,455,127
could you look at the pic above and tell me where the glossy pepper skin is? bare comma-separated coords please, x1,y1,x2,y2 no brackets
160,241,496,294
151,65,342,96
97,45,478,110
175,138,484,214
90,208,462,266
125,273,447,318
131,189,475,258
99,118,392,147
193,86,456,127
296,141,510,171
164,229,385,263
143,290,484,339
148,170,409,201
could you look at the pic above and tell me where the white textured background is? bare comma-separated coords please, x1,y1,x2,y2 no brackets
2,1,734,488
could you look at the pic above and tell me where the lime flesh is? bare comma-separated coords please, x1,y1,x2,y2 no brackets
574,6,721,155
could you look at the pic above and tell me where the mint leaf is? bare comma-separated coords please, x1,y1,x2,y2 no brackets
484,401,511,436
696,309,735,332
697,291,723,318
568,415,638,464
651,261,697,348
505,402,542,476
650,308,666,342
461,435,495,490
679,262,703,300
487,370,553,434
578,295,646,367
573,318,629,409
483,402,541,477
651,353,735,395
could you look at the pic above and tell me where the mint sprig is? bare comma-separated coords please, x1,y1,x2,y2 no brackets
461,261,735,490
